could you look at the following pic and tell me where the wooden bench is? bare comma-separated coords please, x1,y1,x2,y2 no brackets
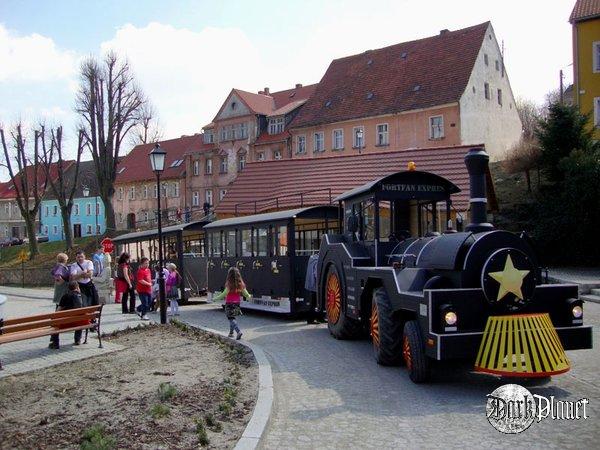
0,305,104,370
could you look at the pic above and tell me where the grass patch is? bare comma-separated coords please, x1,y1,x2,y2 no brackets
158,382,177,402
149,403,171,419
80,424,116,450
0,236,97,267
204,413,222,432
194,418,210,446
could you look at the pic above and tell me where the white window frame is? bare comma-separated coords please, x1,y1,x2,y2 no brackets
118,187,123,200
203,130,214,144
153,185,158,198
376,123,389,146
429,115,445,139
143,185,148,199
239,122,248,139
86,203,92,216
274,149,282,160
296,135,306,154
220,189,227,200
594,97,600,128
353,126,365,149
313,132,324,152
332,129,344,150
193,160,200,176
206,158,213,175
594,42,600,73
238,154,246,171
257,151,265,162
173,182,180,198
86,224,93,235
220,156,228,173
128,186,135,200
268,117,285,135
96,224,101,235
205,189,213,206
119,213,124,223
192,191,199,207
74,204,80,216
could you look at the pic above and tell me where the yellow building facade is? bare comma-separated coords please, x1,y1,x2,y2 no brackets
570,0,600,139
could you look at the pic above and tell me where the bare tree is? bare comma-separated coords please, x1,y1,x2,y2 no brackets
76,51,146,233
0,123,47,258
130,103,163,146
39,126,86,250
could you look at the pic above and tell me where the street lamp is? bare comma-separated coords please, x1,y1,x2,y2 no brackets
82,185,99,244
150,143,168,324
356,128,364,153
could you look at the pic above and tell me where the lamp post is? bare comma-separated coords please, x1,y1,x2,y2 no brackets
82,185,99,245
150,143,168,324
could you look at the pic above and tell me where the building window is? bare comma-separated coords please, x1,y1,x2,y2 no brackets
45,206,49,217
296,135,306,154
497,89,503,106
193,160,200,176
192,191,199,207
205,189,213,206
86,203,92,216
74,204,80,216
220,127,227,141
353,126,365,148
484,53,489,66
220,189,227,200
274,150,282,160
161,183,168,198
313,132,324,152
143,211,149,223
5,204,9,216
484,82,490,100
143,185,148,198
495,60,500,71
268,117,284,134
594,97,600,128
257,151,265,161
376,124,389,146
128,186,135,200
96,202,101,215
594,42,600,73
86,224,93,235
333,129,344,150
238,154,246,171
203,130,214,144
96,224,101,235
53,205,58,216
206,158,213,175
118,187,123,200
239,122,248,139
173,182,180,198
220,156,228,173
43,225,48,235
53,225,58,235
153,185,158,198
429,116,444,139
119,213,124,223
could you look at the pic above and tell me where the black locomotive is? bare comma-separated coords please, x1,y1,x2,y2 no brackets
316,148,592,382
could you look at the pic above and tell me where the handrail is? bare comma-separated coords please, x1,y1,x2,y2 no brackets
234,188,333,216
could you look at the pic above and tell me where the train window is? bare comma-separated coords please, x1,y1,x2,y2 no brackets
255,227,268,256
241,229,252,256
362,200,376,241
276,225,288,256
226,230,236,257
379,201,392,242
210,232,222,257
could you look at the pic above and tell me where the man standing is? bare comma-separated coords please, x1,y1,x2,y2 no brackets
70,251,98,306
92,246,105,277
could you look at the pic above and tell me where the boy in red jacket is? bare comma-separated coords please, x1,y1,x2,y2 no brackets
135,257,152,321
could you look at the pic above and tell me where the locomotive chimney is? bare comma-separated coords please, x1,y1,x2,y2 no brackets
464,147,494,233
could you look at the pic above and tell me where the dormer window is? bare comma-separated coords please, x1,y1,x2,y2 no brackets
269,117,285,135
231,102,237,110
203,130,214,144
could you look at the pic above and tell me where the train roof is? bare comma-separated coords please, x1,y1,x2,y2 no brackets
204,205,338,230
113,219,210,244
334,170,461,202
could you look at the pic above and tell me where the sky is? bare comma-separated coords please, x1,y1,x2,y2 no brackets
0,0,576,180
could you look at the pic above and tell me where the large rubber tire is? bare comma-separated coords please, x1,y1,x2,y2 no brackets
370,288,404,365
402,320,431,383
324,264,361,339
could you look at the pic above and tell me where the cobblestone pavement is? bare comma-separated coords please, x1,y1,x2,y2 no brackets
2,289,599,448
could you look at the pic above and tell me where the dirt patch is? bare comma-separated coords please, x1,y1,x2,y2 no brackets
0,323,257,449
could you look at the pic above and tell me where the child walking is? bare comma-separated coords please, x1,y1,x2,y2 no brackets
166,263,182,316
213,267,251,340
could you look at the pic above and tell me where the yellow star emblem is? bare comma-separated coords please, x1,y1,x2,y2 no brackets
488,254,530,301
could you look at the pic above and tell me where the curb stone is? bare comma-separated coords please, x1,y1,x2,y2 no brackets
185,323,273,450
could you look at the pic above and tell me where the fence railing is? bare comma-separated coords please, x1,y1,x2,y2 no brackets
233,188,333,216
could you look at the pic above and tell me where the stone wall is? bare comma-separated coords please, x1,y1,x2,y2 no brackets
0,267,53,287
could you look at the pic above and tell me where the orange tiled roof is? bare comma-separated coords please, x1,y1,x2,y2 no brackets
570,0,600,22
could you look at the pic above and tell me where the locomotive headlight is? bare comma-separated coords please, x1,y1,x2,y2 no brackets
444,311,458,326
572,305,583,319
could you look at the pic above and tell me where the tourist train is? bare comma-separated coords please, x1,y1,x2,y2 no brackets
114,147,592,383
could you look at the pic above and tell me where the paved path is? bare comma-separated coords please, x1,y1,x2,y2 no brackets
1,288,599,448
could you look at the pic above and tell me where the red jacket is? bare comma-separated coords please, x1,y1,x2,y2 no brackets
136,267,152,294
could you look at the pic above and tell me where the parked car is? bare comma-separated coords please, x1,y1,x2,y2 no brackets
36,235,49,243
1,237,24,246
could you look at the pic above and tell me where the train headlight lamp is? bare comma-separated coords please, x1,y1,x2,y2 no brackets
444,311,458,326
572,305,583,319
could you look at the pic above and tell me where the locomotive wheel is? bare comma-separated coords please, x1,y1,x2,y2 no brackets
324,265,360,339
370,288,403,366
402,320,431,383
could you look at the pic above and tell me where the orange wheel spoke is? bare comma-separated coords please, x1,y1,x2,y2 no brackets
403,336,412,370
326,271,341,325
370,302,380,348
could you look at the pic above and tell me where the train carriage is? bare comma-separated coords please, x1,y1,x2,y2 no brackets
205,206,339,314
316,148,593,383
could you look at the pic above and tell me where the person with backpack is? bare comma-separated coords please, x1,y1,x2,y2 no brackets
166,263,181,316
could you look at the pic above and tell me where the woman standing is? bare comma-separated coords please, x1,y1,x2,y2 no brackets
166,263,181,316
51,253,70,306
116,252,136,314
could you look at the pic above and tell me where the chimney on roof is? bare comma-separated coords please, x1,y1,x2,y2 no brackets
440,29,449,35
264,87,270,95
295,83,302,89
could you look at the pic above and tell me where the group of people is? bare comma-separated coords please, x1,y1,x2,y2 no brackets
114,252,182,320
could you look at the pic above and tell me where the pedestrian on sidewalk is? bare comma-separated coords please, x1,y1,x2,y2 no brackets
135,257,152,321
212,267,251,340
49,281,84,349
150,264,169,312
92,245,105,277
69,251,99,307
51,253,70,305
166,263,181,316
116,252,136,314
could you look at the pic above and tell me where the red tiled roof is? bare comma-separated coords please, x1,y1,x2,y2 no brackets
233,89,275,116
271,84,318,109
216,144,493,215
116,135,203,184
0,161,70,199
254,131,290,146
290,22,489,129
570,0,600,22
268,99,308,117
